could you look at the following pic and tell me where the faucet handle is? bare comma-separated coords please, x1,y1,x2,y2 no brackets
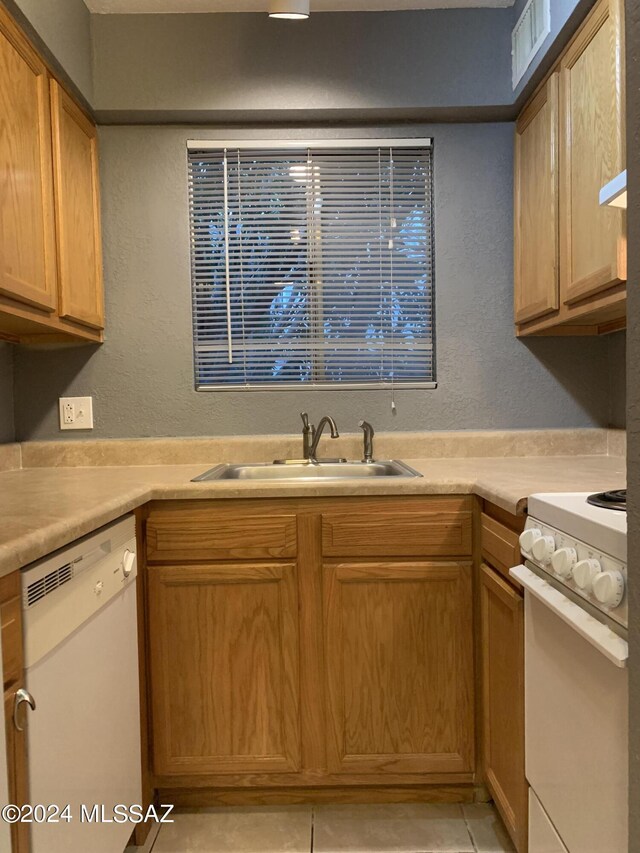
358,420,375,463
300,412,310,429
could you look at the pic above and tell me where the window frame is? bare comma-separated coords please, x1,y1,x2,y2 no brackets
187,138,437,392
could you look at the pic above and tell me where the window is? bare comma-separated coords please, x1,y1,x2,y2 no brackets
187,140,435,390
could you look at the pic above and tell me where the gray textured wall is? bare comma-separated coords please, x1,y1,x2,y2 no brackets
0,344,15,444
90,10,513,121
608,331,627,429
13,122,616,441
10,0,93,101
626,0,639,846
2,2,597,121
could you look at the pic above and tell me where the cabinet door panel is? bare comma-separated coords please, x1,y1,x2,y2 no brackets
514,73,560,324
560,0,625,303
322,510,472,558
147,512,298,563
323,561,474,776
480,513,522,583
148,563,301,777
50,80,104,329
0,7,57,312
481,564,527,852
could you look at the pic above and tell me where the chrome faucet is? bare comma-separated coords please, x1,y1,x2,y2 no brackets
308,415,340,463
359,420,375,463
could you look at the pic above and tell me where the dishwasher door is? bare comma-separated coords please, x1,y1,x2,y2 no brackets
25,534,142,853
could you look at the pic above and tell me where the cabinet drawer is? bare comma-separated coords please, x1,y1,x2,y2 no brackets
146,513,297,562
481,513,522,584
1,597,22,690
322,509,472,557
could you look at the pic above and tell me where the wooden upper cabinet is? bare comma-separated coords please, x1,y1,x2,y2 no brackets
323,560,474,777
0,5,57,313
0,4,103,343
514,73,559,324
50,80,104,330
560,0,625,304
515,0,626,336
148,562,301,778
480,564,527,852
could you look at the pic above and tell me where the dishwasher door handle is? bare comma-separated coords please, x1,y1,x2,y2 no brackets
14,688,36,732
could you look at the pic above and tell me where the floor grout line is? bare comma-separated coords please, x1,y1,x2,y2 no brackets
462,813,479,853
141,821,161,853
141,802,508,853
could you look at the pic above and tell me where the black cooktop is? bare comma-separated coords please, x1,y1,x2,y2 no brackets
586,489,627,512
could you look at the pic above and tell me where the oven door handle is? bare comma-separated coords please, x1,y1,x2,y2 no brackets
509,565,628,668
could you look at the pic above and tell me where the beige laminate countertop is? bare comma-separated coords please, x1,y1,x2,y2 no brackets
0,454,626,578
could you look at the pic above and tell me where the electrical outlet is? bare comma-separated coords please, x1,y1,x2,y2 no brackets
59,397,94,431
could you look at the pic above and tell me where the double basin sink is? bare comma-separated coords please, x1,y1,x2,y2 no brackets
192,459,422,482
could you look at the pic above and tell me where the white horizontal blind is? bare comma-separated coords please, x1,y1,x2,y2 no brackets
188,142,435,390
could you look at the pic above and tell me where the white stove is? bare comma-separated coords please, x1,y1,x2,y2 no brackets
520,491,627,630
511,491,628,853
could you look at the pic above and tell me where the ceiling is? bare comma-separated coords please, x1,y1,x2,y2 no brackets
85,0,513,12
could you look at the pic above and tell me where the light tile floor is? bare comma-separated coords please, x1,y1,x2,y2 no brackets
147,802,515,853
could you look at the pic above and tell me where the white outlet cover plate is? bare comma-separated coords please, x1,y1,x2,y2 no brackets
59,397,94,430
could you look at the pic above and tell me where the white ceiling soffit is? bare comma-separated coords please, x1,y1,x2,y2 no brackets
85,0,514,13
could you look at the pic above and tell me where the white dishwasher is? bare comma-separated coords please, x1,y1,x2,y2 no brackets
21,515,142,853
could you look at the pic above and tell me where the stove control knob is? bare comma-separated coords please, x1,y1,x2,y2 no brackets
574,559,601,592
551,547,577,578
592,570,625,608
531,535,555,564
519,528,542,553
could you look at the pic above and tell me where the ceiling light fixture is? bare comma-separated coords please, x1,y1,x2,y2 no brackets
269,0,310,20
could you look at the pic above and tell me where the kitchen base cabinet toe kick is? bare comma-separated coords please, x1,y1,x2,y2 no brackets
138,496,480,806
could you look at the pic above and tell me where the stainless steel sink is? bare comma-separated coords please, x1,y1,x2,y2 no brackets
192,460,422,482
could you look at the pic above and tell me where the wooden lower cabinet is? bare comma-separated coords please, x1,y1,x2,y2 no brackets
480,562,527,852
1,572,29,853
324,560,474,776
148,562,301,777
143,496,476,798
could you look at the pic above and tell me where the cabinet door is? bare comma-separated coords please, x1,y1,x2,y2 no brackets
480,564,527,852
323,560,474,776
50,80,104,329
148,563,301,777
514,73,560,324
560,0,625,304
0,6,57,312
